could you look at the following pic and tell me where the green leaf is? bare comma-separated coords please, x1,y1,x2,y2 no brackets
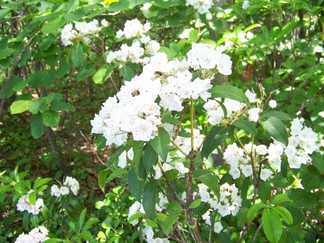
42,16,66,34
262,208,283,243
128,168,145,201
189,198,201,209
10,100,31,114
159,213,179,235
93,67,108,84
143,144,158,171
43,239,63,243
149,127,170,161
276,22,297,41
261,111,291,121
274,206,293,225
30,114,45,139
244,23,261,32
143,180,157,218
189,29,199,42
29,191,37,206
107,0,130,11
201,126,228,158
128,212,145,224
79,208,87,230
262,117,288,145
233,117,257,135
98,169,109,193
210,85,249,103
34,178,52,190
247,203,266,222
194,171,220,198
311,152,324,174
51,101,75,112
42,110,60,127
132,141,144,176
71,43,84,67
0,48,15,60
107,168,126,184
272,194,292,205
258,180,272,203
0,9,9,20
120,64,135,81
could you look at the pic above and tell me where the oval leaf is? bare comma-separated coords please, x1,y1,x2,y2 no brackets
274,206,293,225
10,100,31,114
233,117,257,135
262,208,283,243
150,127,170,162
272,194,292,205
247,202,266,222
42,110,60,127
30,114,45,139
72,43,84,67
210,85,249,103
262,117,288,145
201,126,228,158
143,180,157,219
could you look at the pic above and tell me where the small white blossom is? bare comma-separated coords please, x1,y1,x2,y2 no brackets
248,108,261,122
269,99,277,108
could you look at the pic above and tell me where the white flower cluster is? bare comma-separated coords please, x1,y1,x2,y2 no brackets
106,19,160,65
116,18,150,39
15,226,49,243
51,176,80,197
223,117,322,181
16,190,44,215
92,43,232,145
61,19,106,46
186,0,213,14
202,210,223,233
143,226,169,243
199,183,242,218
285,118,322,168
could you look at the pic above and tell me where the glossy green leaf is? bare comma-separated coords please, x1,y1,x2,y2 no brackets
10,100,31,114
30,114,45,139
79,208,87,230
29,191,37,206
128,168,145,201
150,127,170,161
98,169,109,193
272,194,292,205
159,213,179,235
93,67,108,84
262,208,283,243
128,212,145,224
41,16,66,34
274,206,293,225
261,111,291,121
233,117,257,135
34,177,52,190
210,85,249,103
247,202,266,222
51,101,75,112
143,143,158,171
143,180,157,218
201,126,228,158
189,198,201,209
258,180,272,203
311,152,324,174
72,43,83,67
42,110,60,127
262,117,288,145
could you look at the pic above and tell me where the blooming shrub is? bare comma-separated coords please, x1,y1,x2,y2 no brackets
1,0,323,242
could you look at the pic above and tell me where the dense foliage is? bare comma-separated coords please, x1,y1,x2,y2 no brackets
0,0,323,242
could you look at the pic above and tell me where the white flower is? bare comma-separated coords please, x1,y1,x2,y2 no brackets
101,19,109,27
269,99,277,108
240,164,253,177
256,145,268,155
17,191,44,215
15,226,49,243
242,0,250,9
245,90,257,103
248,108,261,122
202,210,211,225
50,185,60,197
214,221,223,233
198,184,210,202
63,177,80,196
223,143,245,166
187,43,220,70
118,149,134,168
260,168,272,181
186,0,213,14
59,186,70,196
117,18,150,39
174,162,189,174
128,201,144,226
